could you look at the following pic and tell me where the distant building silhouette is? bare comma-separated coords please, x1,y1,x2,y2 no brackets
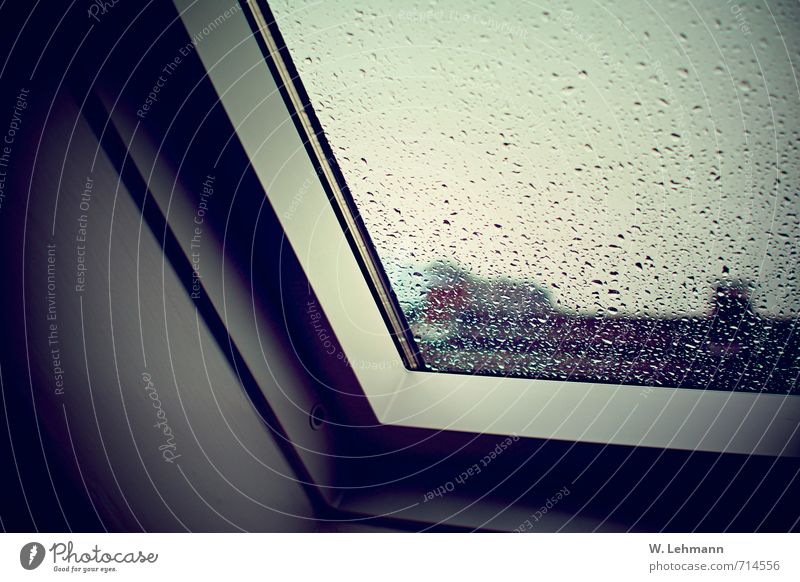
408,265,798,394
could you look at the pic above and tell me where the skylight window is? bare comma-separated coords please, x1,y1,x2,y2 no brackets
269,0,799,394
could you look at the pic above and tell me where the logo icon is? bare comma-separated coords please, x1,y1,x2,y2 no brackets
20,542,46,570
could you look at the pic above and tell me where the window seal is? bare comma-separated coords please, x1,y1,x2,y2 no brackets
243,0,424,370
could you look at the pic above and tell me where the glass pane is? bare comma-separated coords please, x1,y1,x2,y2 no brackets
271,0,800,393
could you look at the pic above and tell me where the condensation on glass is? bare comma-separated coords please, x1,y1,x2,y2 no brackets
271,0,800,393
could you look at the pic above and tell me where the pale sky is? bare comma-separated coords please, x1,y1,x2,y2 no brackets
273,0,800,317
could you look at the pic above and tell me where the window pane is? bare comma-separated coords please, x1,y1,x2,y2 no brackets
272,0,800,393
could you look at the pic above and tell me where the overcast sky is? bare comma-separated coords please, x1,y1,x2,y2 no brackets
274,0,799,317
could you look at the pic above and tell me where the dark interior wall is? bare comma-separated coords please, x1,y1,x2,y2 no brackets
0,0,338,532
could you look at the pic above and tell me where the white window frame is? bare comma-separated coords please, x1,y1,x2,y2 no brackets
175,0,800,457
